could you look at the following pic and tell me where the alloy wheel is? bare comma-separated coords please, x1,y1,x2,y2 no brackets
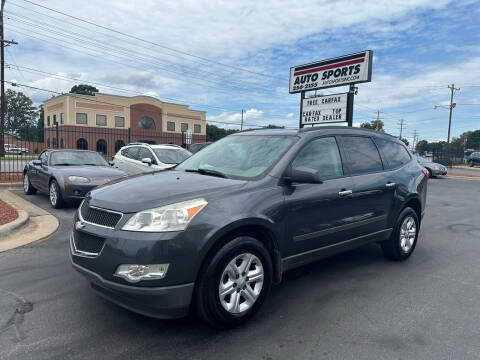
49,182,57,206
399,216,416,253
218,253,264,314
23,174,29,193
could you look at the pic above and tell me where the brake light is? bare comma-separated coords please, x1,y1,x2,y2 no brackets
421,168,429,178
111,155,115,160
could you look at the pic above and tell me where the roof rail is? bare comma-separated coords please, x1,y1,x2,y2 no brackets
127,142,151,146
159,143,183,148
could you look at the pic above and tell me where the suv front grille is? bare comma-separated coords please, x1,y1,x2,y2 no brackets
73,230,106,254
80,201,122,228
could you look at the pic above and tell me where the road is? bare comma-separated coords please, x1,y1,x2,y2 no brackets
1,178,480,360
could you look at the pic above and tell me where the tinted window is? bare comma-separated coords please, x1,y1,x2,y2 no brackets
122,146,139,160
375,138,411,169
138,116,155,129
342,136,383,175
292,137,343,179
167,121,175,131
40,152,48,165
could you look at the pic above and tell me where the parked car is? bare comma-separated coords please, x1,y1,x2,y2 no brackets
189,142,212,154
415,155,447,177
112,142,192,175
467,152,480,167
71,127,427,328
23,149,126,208
4,144,29,155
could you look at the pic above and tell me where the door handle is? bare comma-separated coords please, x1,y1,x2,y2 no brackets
338,189,353,197
386,182,396,188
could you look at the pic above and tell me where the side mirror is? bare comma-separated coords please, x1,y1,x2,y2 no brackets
285,166,322,184
141,157,152,166
32,160,42,166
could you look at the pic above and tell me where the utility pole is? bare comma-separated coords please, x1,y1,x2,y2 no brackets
412,130,419,152
397,119,406,139
447,84,460,143
374,110,383,131
0,0,18,157
240,109,244,131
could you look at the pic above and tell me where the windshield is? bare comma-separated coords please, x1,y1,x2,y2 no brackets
416,155,427,162
177,135,296,179
50,151,108,166
154,148,192,164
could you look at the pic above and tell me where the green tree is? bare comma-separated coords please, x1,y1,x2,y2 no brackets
70,84,99,96
360,119,385,132
5,89,37,135
400,137,409,147
264,124,285,129
206,124,238,142
415,140,429,154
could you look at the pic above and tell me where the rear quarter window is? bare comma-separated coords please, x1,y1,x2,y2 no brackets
374,138,411,170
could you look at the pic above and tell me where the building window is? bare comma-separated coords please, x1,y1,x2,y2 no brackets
60,138,64,148
77,138,88,150
96,139,107,154
76,113,88,125
47,116,50,126
167,121,175,131
96,114,107,126
115,116,125,128
194,124,201,134
53,114,57,125
138,116,155,129
60,113,64,124
115,140,125,153
47,138,50,148
52,137,57,148
181,123,188,132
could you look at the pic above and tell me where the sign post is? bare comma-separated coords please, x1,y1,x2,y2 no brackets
290,50,372,128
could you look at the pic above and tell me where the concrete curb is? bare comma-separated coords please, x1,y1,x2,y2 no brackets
0,190,59,252
0,209,29,236
0,183,23,190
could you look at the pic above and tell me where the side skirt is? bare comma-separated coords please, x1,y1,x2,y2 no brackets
281,228,392,272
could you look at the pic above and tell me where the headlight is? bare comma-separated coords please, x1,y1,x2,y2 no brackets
122,198,207,232
68,176,90,183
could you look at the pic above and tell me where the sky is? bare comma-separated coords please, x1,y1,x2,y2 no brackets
4,0,480,145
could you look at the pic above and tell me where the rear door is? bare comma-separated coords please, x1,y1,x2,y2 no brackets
284,136,356,256
338,136,394,237
117,147,139,175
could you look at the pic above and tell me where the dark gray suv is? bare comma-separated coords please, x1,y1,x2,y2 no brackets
71,127,428,328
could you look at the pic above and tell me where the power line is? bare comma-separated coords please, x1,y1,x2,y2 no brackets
16,0,277,80
5,80,296,129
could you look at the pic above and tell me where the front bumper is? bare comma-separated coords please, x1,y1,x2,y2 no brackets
72,261,194,318
432,169,447,176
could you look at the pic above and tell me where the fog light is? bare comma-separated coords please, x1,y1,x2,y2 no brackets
115,264,169,282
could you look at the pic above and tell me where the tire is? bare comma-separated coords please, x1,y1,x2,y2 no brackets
468,160,474,167
382,207,419,261
23,173,37,195
49,179,64,208
194,236,273,329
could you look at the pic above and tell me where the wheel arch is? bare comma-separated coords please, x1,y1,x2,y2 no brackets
402,196,422,224
198,219,283,284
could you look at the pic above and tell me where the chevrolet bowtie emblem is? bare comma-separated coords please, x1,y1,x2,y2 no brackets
75,221,85,230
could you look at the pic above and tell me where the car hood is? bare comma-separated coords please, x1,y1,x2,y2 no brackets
420,161,444,168
88,170,247,213
51,165,126,180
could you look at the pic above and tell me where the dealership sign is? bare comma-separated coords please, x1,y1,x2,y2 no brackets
289,50,373,93
301,93,348,125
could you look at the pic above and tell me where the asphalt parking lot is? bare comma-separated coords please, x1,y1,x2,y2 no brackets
1,177,480,360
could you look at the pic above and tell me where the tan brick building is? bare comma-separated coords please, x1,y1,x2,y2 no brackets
43,93,206,155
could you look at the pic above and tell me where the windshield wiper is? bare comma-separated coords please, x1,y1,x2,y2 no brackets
185,168,229,178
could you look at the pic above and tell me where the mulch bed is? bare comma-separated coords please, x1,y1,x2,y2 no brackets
448,172,480,178
0,199,18,226
0,173,23,183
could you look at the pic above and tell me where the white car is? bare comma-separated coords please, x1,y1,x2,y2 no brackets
112,142,192,175
4,144,29,155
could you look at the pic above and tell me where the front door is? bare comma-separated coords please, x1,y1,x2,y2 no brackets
36,152,51,192
284,136,357,257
